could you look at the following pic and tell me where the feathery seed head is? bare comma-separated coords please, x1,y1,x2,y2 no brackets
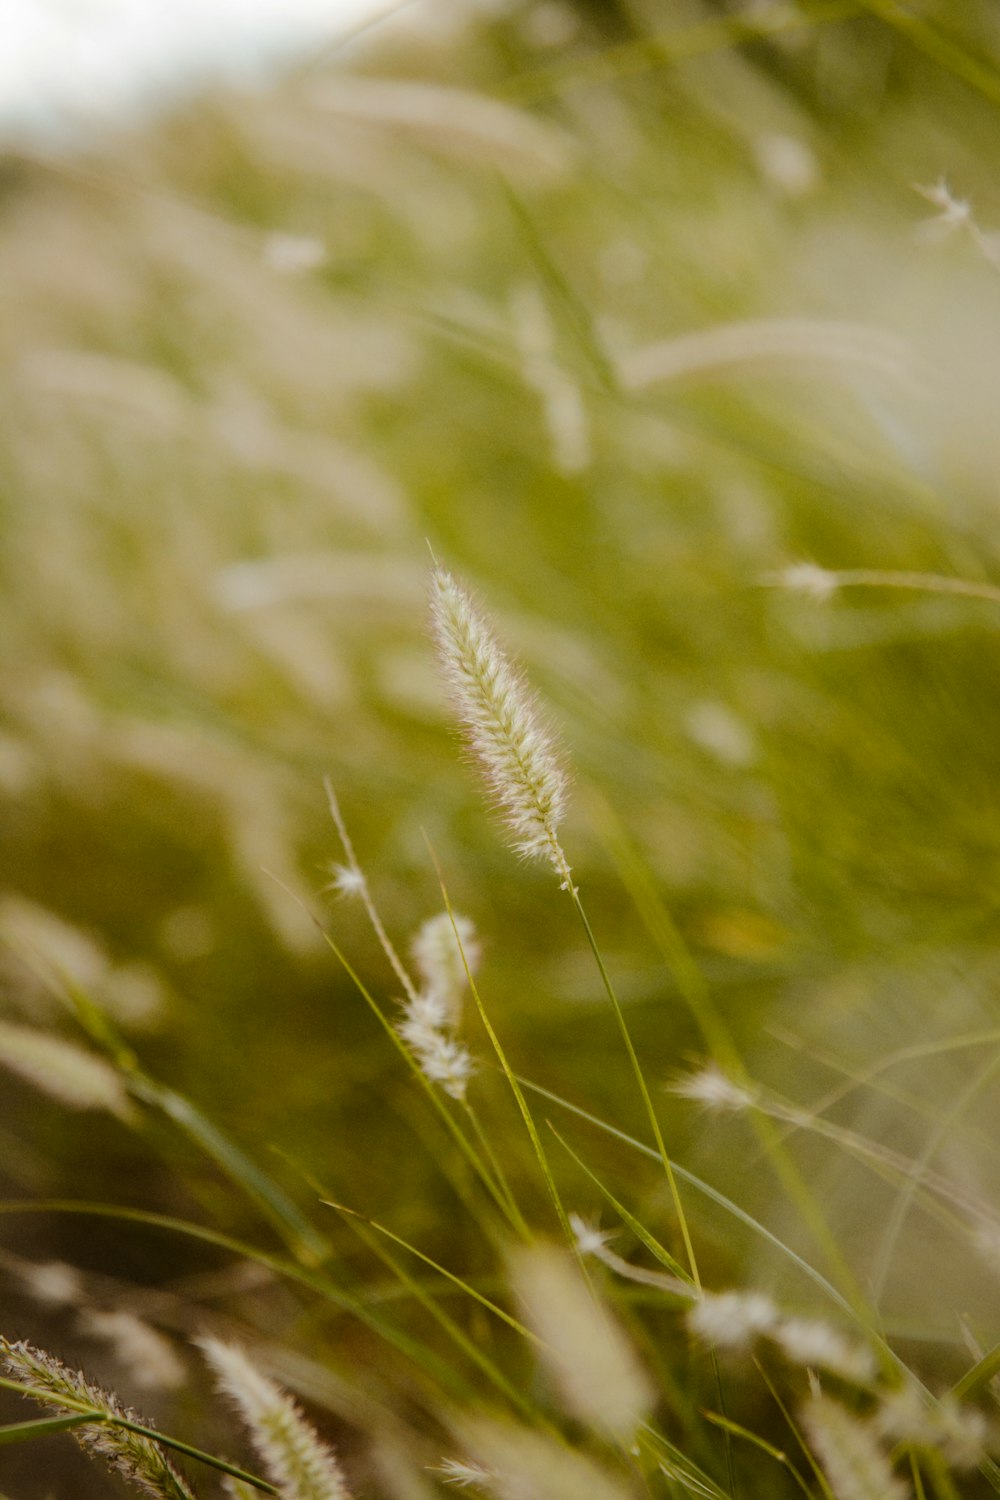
508,1240,653,1442
430,568,571,883
569,1213,617,1259
772,1316,876,1385
14,1258,85,1308
687,1289,778,1351
669,1064,756,1114
876,1385,991,1471
78,1310,186,1392
915,177,972,233
326,864,367,900
454,1416,634,1500
1,1336,194,1500
802,1393,911,1500
396,1011,476,1099
434,1457,494,1489
411,911,480,1024
201,1336,352,1500
397,906,478,1098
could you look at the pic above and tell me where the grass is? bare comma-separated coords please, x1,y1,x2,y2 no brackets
5,0,1000,1494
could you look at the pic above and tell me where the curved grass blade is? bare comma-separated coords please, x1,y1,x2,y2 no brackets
870,1046,1000,1304
702,1409,814,1499
501,183,618,394
565,880,700,1289
506,0,859,104
318,921,522,1235
321,1200,540,1346
130,1073,329,1266
516,1077,885,1344
859,0,1000,109
0,1200,477,1405
593,793,872,1320
0,1412,97,1444
427,851,574,1247
548,1124,690,1282
323,1201,538,1422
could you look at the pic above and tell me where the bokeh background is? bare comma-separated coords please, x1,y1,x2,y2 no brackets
6,1,1000,1494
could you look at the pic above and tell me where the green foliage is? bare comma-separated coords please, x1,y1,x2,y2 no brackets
5,2,1000,1496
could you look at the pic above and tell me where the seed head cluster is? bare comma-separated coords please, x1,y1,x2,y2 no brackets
0,1337,193,1500
397,911,479,1099
430,568,570,883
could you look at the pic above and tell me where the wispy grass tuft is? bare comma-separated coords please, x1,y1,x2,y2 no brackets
201,1337,352,1500
0,1337,195,1500
430,566,572,886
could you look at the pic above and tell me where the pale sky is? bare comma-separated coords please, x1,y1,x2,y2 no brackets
1,0,426,139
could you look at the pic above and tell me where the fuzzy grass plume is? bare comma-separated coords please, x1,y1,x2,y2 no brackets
396,910,478,1097
429,567,571,884
0,1337,194,1500
508,1240,653,1443
201,1336,352,1500
801,1392,910,1500
0,1019,134,1119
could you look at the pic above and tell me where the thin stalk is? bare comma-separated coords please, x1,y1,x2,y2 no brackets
428,846,574,1245
462,1098,530,1240
701,1410,814,1499
326,778,420,1004
762,566,1000,605
323,1205,538,1422
322,1201,541,1346
319,921,521,1233
324,788,522,1232
596,795,876,1324
871,1046,1000,1304
562,860,700,1291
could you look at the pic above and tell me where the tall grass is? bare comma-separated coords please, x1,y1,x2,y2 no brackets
5,1,1000,1495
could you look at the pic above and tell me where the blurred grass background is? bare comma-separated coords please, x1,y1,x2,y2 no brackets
6,0,1000,1492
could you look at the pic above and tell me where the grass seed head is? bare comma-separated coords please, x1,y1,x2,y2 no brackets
78,1310,186,1393
687,1289,779,1351
454,1415,634,1500
430,567,570,883
201,1336,352,1500
1,1336,194,1500
802,1392,911,1500
508,1241,653,1442
771,1315,876,1385
411,911,480,1024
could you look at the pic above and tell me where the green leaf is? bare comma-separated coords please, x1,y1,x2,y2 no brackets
0,1412,98,1444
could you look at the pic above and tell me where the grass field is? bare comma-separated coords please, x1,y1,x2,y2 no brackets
5,1,1000,1495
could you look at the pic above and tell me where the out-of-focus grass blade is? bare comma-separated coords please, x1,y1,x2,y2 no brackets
324,1200,536,1421
130,1073,329,1266
506,0,860,101
321,1199,539,1344
0,1200,478,1404
702,1409,813,1497
501,182,618,394
860,1,1000,108
518,1076,876,1335
952,1339,1000,1400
